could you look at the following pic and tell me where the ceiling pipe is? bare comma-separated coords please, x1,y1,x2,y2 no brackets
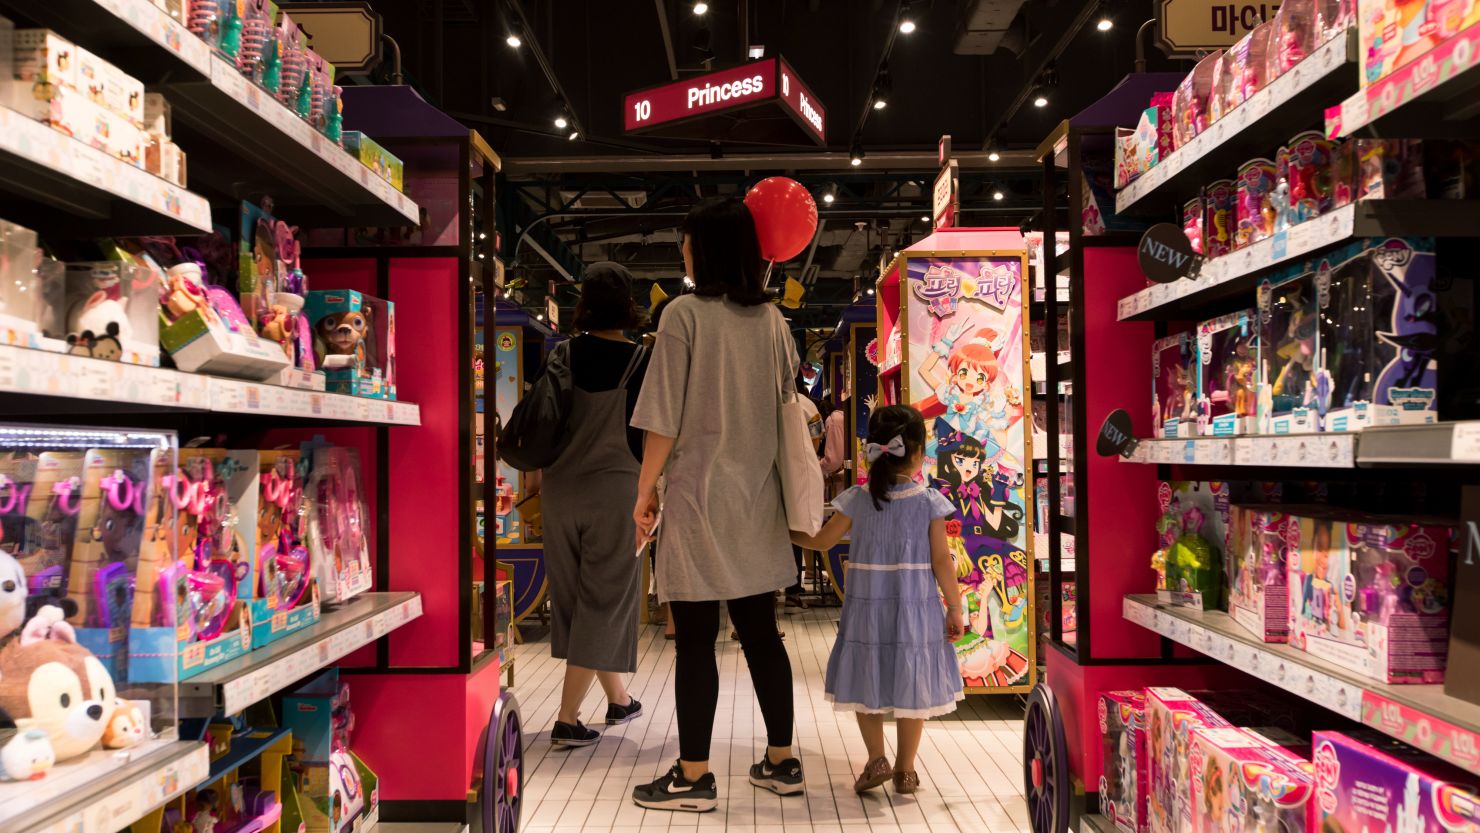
979,0,1101,150
502,149,1039,174
1134,18,1157,72
654,0,679,80
505,0,584,136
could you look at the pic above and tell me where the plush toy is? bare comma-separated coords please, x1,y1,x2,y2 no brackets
314,309,371,370
0,728,53,780
259,304,294,359
67,291,132,347
0,550,27,638
0,606,116,760
101,698,145,749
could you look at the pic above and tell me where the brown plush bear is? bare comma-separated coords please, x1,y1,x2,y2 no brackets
0,606,115,760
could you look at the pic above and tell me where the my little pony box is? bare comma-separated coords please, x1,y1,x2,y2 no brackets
1314,729,1480,833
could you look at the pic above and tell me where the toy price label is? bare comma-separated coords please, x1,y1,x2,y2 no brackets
1362,692,1480,775
1450,423,1480,461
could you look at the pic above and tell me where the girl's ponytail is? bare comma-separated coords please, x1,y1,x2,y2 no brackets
863,405,927,510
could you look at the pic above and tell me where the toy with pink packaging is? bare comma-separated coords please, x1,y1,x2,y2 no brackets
1314,730,1480,833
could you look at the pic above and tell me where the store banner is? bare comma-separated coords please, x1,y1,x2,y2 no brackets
904,254,1033,691
1156,0,1280,56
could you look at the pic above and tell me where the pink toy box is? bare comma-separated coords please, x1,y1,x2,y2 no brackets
1313,729,1480,833
1147,688,1234,833
1100,690,1148,833
1228,505,1298,642
1153,332,1198,438
1189,726,1315,833
1359,0,1480,88
1290,513,1454,683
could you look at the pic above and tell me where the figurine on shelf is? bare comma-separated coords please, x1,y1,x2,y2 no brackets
0,728,53,781
1230,350,1257,417
193,789,220,833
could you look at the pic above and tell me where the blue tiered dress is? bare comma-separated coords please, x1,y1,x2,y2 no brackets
824,482,965,718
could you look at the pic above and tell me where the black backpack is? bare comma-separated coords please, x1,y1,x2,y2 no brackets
496,340,574,471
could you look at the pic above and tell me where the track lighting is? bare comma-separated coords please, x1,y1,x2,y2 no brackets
872,66,892,111
1097,16,1113,30
692,1,708,14
505,32,522,48
898,17,916,34
988,149,1001,162
554,116,568,129
823,192,835,204
993,189,1005,201
1033,90,1048,108
849,140,864,166
873,98,887,110
567,130,580,141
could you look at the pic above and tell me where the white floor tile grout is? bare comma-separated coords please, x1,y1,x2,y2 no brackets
510,607,1028,833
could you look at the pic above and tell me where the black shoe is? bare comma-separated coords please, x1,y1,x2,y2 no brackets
749,756,806,796
632,762,718,812
606,697,643,725
550,720,599,747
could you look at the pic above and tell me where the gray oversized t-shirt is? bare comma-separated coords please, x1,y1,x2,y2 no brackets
631,294,798,602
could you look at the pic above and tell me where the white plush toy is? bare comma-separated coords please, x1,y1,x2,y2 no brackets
66,291,132,359
0,551,26,638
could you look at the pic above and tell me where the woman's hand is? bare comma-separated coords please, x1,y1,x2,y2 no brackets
633,486,660,552
946,605,965,642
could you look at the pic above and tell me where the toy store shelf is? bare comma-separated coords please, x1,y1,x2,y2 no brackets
195,726,290,790
0,103,211,236
1081,813,1118,833
4,739,209,833
1327,20,1480,139
165,56,418,228
1115,31,1356,216
1115,200,1480,321
1030,351,1072,380
1125,595,1480,776
182,592,423,716
2,0,212,83
0,344,421,426
1358,421,1480,466
1123,433,1357,468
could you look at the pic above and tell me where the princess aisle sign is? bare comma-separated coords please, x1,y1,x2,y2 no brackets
622,57,826,146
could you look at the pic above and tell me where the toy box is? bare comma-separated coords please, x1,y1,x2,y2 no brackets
1317,239,1438,431
1235,158,1278,250
1227,505,1297,642
252,450,320,647
282,669,349,764
1198,311,1259,436
1290,512,1454,683
1314,729,1480,833
1172,50,1222,150
1147,688,1234,833
304,289,396,399
143,91,170,136
57,261,160,366
1258,273,1320,434
6,451,83,608
66,446,155,680
304,446,373,605
129,449,253,682
11,29,76,93
1204,179,1236,259
1359,0,1480,88
342,131,404,193
150,253,292,379
1100,690,1148,833
1115,95,1173,189
1154,332,1198,438
76,46,143,127
0,219,46,348
1154,481,1228,610
1189,726,1314,833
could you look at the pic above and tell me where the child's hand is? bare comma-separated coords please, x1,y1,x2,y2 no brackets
945,607,965,642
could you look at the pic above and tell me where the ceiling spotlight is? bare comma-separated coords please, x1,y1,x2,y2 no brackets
849,140,864,166
1097,14,1114,30
554,115,568,129
567,130,580,141
505,32,522,48
692,1,708,14
748,44,765,59
536,313,545,321
867,288,876,295
993,189,1005,201
490,97,508,112
823,192,835,204
988,150,1001,162
920,215,930,222
1033,91,1049,108
873,98,887,110
898,17,916,34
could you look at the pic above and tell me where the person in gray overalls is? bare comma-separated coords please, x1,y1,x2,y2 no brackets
538,263,649,747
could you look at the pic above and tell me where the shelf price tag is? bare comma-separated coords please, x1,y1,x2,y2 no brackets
1452,423,1480,461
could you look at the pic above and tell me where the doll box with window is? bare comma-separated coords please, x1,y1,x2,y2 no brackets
1313,729,1480,833
1153,332,1198,438
1289,512,1454,684
1146,688,1235,833
1227,505,1297,643
1258,273,1320,434
1197,311,1259,436
1154,481,1228,611
303,445,373,605
304,290,396,400
55,261,160,366
1317,238,1438,432
1358,0,1480,88
251,451,320,648
1188,726,1314,833
1099,690,1148,833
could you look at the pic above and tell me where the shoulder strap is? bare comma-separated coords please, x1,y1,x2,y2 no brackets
618,343,647,390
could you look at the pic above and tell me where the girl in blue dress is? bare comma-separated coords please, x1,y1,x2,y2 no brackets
791,405,965,796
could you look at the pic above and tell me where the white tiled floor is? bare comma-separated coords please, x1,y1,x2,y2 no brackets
510,607,1029,833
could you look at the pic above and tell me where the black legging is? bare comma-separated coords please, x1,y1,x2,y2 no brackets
669,591,793,763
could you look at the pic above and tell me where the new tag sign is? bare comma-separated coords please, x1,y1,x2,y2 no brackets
1138,223,1200,284
1096,409,1139,458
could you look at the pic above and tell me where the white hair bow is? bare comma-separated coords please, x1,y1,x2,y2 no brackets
865,435,907,463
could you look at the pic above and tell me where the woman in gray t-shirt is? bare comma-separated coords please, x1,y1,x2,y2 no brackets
629,197,804,812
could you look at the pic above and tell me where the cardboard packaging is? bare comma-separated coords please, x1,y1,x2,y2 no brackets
1100,690,1148,833
1314,729,1480,833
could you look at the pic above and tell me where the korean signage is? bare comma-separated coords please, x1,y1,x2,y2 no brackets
623,57,826,145
1156,0,1280,56
933,160,958,230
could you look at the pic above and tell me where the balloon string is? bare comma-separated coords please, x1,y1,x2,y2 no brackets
762,260,776,291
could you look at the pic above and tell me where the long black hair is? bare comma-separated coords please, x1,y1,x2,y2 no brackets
680,196,770,306
865,404,926,510
937,432,986,486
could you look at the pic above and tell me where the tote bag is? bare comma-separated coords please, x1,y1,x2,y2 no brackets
775,338,824,535
496,340,573,471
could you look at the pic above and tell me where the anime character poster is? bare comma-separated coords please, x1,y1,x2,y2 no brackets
493,328,523,545
850,323,877,477
906,254,1034,691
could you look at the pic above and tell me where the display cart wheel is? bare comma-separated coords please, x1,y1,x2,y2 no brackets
473,690,525,833
1023,682,1070,833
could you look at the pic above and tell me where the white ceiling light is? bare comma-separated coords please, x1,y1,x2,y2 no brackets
1033,93,1048,108
988,150,1001,162
1097,17,1113,30
898,18,916,34
993,189,1004,201
568,131,580,141
822,192,835,204
505,33,522,48
554,116,568,129
692,1,708,14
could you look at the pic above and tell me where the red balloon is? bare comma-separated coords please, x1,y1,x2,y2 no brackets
744,177,818,263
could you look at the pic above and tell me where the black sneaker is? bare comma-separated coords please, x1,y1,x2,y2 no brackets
749,756,805,796
632,762,719,812
550,720,599,747
606,696,643,725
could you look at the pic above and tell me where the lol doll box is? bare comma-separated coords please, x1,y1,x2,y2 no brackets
1197,311,1259,436
1189,726,1314,833
1153,332,1197,438
1290,512,1454,684
1147,688,1234,833
1317,238,1438,432
1314,729,1480,833
1100,690,1148,833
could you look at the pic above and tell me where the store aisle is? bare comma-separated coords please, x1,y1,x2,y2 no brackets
511,609,1029,833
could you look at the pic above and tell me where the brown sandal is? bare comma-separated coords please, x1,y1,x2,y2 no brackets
892,769,920,795
853,756,892,794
